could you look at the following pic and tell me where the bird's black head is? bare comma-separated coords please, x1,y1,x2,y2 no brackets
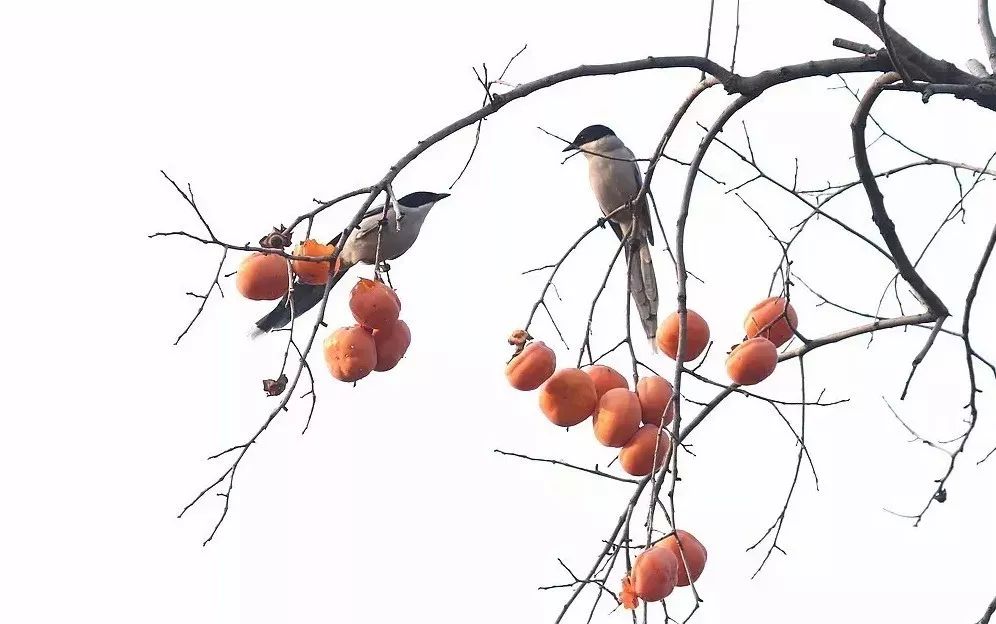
563,124,616,152
397,191,451,208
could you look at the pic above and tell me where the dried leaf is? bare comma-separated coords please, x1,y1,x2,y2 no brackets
263,373,288,396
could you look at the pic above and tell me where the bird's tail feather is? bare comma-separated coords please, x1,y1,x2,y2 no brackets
627,236,659,348
250,267,350,339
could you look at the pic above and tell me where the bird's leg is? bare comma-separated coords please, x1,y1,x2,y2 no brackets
375,262,394,289
374,260,392,281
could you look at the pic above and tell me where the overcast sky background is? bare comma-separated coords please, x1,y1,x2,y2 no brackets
3,1,996,623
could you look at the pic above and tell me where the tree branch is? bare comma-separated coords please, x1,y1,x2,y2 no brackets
981,0,996,74
850,72,949,321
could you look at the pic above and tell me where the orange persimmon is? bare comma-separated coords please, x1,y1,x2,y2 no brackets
726,337,778,385
538,368,598,427
657,530,707,587
323,325,377,382
586,365,628,399
636,376,675,427
655,310,710,361
632,547,679,602
506,341,556,391
372,319,411,372
744,296,798,347
592,388,642,447
236,252,289,301
292,239,338,285
349,278,401,330
619,425,670,476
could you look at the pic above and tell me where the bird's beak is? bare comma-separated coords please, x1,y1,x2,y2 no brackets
562,143,578,153
436,193,451,200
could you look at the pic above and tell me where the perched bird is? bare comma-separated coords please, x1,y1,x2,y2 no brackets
251,191,450,337
562,124,659,345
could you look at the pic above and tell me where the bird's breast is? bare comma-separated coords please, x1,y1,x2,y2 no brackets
588,154,641,221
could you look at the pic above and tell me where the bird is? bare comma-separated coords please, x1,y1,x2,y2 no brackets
251,190,451,338
562,124,659,346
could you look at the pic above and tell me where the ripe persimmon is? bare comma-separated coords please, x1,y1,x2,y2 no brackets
236,252,289,301
586,365,628,399
656,310,710,361
506,341,556,391
323,325,377,382
619,425,670,476
349,278,401,330
744,296,798,347
657,530,707,587
726,337,778,385
292,239,338,285
636,376,675,427
539,368,598,427
632,547,679,602
592,388,642,447
372,319,411,372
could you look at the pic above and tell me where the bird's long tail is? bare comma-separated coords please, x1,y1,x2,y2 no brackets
627,235,659,349
249,266,350,339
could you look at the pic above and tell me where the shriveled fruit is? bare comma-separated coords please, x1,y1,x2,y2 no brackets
632,547,679,602
636,376,675,427
506,341,556,391
539,368,598,427
349,278,401,330
372,319,411,372
656,310,710,361
619,425,670,476
587,365,628,399
323,325,377,382
657,530,707,587
620,576,638,610
744,296,798,347
236,252,289,301
592,388,642,447
726,337,778,385
292,239,338,285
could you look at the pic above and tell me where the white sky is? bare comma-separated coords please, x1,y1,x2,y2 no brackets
2,1,996,623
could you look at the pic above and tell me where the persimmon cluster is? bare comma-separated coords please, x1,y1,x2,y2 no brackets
503,296,800,606
235,242,412,382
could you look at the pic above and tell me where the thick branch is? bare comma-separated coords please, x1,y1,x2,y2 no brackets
827,0,980,84
981,0,996,73
978,593,996,624
850,73,950,319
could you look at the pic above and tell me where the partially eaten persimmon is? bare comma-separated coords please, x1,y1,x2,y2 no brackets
323,325,377,382
349,278,401,330
292,239,339,285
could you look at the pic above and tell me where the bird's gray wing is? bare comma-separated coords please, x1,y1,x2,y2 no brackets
320,204,388,247
353,203,397,240
631,163,654,246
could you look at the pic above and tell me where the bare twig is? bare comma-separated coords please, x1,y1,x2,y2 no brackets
174,248,227,345
494,449,639,484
